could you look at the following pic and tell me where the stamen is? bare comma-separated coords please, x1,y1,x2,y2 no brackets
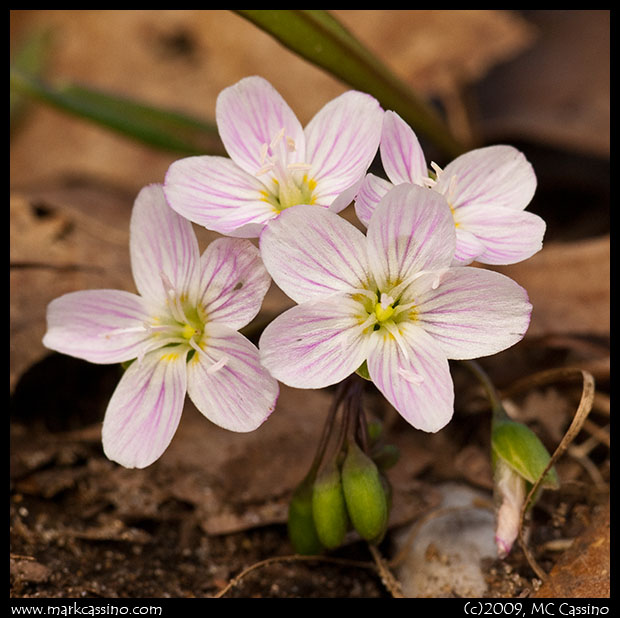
207,356,229,374
136,338,185,364
357,313,378,333
258,143,269,165
286,162,313,171
160,271,191,325
188,337,203,355
102,324,149,337
430,161,444,178
269,127,285,151
286,136,296,152
382,322,410,361
255,162,276,177
446,174,458,203
391,299,417,318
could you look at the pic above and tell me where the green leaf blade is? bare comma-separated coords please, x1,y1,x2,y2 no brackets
235,10,465,158
10,68,222,155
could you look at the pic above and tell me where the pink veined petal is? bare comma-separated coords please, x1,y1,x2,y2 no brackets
452,227,487,266
366,322,454,433
354,173,393,227
366,184,456,291
164,155,278,238
437,145,537,213
43,289,152,364
414,267,532,360
130,183,200,308
305,91,383,205
259,204,371,304
216,76,306,178
197,237,271,330
187,323,278,432
258,294,373,389
102,348,188,469
327,174,366,214
456,206,546,265
380,110,428,185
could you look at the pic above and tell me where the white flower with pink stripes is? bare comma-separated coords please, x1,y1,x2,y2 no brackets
43,184,278,468
355,110,546,265
163,76,383,238
258,184,532,432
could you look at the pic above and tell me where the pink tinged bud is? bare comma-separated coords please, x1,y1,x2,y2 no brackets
493,457,527,558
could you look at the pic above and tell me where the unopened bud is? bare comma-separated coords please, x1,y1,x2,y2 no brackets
491,419,559,558
341,440,389,543
491,419,558,490
312,458,349,549
288,475,324,555
371,443,400,471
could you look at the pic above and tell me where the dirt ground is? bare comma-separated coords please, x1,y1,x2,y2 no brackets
10,11,609,599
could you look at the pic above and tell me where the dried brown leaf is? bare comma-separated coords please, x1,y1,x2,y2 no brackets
532,500,610,598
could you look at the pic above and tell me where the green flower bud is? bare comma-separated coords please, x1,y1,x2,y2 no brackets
312,458,349,549
370,443,400,471
288,475,324,555
491,419,559,490
491,418,559,558
366,418,383,444
341,440,389,543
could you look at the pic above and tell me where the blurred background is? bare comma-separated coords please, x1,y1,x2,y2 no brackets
10,10,609,599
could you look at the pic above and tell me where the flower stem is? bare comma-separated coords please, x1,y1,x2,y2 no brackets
308,377,352,477
461,359,510,423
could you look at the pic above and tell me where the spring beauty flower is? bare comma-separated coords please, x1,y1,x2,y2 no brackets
258,184,532,432
43,184,278,468
163,76,383,238
355,110,546,265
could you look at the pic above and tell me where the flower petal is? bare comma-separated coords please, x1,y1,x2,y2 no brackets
453,227,487,265
305,91,383,205
259,294,372,389
367,323,454,432
366,184,456,291
197,238,271,330
43,289,151,364
380,110,428,185
164,155,277,238
259,204,371,303
187,324,278,432
456,206,546,265
438,145,537,212
130,183,200,308
414,267,532,359
354,173,393,227
216,76,306,177
102,348,188,468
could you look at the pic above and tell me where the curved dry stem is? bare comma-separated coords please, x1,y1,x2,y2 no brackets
212,553,381,598
515,368,596,581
